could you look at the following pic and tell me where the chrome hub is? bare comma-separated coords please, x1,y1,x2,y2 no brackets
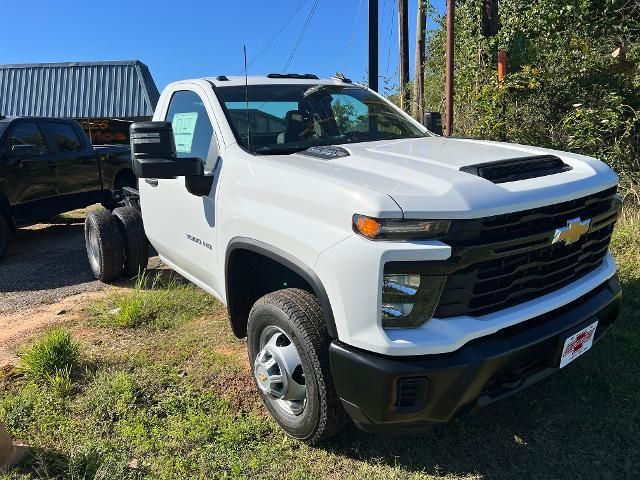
254,326,306,416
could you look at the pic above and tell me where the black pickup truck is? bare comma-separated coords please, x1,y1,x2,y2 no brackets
0,116,135,260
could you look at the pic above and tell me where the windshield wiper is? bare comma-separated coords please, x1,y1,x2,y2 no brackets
254,145,310,155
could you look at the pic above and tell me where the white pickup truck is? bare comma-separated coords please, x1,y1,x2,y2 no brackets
84,74,622,444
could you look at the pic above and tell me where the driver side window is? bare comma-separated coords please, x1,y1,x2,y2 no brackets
165,90,214,162
8,123,49,155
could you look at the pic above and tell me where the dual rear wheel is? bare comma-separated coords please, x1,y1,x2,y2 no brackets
84,207,149,281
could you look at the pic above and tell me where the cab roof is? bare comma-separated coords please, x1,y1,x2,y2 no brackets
205,74,355,88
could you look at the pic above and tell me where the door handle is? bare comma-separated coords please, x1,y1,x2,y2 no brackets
145,178,159,186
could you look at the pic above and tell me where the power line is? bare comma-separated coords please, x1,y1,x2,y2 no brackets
344,0,364,72
283,0,320,72
248,0,307,68
385,0,397,76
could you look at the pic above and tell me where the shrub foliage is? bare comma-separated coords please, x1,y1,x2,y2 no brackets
422,0,640,198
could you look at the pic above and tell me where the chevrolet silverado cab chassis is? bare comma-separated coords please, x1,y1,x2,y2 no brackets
83,74,621,443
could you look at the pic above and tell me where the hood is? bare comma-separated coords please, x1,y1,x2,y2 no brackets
274,137,618,219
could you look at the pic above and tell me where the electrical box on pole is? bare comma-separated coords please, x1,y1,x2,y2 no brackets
481,0,499,37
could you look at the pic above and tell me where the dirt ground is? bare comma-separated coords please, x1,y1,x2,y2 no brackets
0,213,160,367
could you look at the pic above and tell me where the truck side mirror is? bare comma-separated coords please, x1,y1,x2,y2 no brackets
11,144,38,158
423,112,443,136
130,121,204,179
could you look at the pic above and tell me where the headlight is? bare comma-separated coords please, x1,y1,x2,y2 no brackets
381,271,446,328
353,214,450,241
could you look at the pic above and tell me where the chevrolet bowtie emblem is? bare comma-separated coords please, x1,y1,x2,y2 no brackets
552,217,591,245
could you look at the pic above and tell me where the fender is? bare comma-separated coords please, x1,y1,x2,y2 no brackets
225,237,338,338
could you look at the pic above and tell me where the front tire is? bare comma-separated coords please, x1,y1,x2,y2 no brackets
247,289,349,444
84,209,125,281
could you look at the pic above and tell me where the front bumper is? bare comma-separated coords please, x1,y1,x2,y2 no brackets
330,276,621,433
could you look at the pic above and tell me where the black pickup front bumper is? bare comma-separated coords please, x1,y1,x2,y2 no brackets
330,276,621,433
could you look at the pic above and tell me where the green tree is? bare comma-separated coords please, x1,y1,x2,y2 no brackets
422,0,640,198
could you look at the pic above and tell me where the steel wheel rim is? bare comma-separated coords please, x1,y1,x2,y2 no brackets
254,326,307,416
87,225,100,272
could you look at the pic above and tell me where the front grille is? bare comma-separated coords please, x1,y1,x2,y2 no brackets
433,187,620,318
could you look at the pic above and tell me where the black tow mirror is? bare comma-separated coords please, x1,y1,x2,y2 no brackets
11,144,38,158
423,112,443,136
130,122,204,179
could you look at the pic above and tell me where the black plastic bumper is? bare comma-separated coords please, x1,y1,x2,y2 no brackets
330,276,621,433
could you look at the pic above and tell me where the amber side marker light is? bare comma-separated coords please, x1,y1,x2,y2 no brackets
352,215,450,241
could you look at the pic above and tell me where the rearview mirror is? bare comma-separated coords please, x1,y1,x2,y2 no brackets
130,121,204,179
11,144,38,158
423,112,443,136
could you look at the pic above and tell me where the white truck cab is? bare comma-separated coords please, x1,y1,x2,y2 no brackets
85,74,622,443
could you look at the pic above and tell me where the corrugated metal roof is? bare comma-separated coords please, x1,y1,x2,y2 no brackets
0,60,159,118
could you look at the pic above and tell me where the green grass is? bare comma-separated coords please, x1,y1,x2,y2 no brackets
90,273,218,329
1,213,639,479
18,328,80,396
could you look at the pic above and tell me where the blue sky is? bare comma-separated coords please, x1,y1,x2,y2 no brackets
1,0,445,92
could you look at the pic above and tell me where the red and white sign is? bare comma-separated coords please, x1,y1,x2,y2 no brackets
559,321,598,368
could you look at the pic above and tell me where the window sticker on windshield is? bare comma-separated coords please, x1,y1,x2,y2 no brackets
172,112,198,153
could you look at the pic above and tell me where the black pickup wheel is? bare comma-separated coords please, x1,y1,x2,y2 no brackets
84,209,125,282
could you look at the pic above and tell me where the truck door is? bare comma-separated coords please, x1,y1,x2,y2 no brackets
140,87,221,293
1,121,58,222
41,121,102,205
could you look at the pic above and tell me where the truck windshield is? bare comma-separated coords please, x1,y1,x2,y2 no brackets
214,84,427,154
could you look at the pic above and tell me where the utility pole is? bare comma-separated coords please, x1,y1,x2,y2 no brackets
398,0,409,110
368,0,379,92
445,0,454,136
413,0,427,120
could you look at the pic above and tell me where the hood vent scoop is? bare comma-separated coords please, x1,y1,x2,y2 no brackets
460,155,572,184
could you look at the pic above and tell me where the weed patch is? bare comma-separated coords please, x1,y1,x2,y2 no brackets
90,274,217,329
19,328,80,388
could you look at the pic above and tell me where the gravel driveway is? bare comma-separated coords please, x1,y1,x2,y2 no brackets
0,216,105,315
0,210,160,316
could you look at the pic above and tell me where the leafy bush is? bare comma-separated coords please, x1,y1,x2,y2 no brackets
19,328,80,387
421,0,640,198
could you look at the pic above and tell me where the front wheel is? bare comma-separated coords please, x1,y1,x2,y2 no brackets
247,289,349,444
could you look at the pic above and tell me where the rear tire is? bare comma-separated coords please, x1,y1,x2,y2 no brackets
112,206,149,277
247,289,349,444
0,213,11,262
84,209,124,281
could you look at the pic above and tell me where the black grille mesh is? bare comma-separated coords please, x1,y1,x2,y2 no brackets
434,187,620,318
